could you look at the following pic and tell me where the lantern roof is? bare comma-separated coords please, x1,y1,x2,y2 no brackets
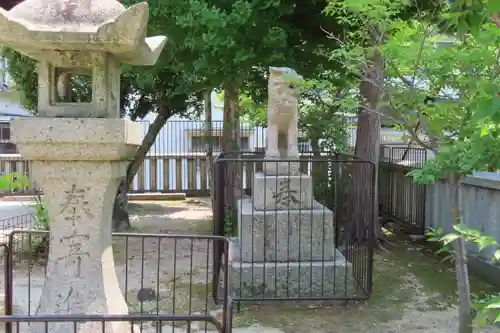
0,0,166,66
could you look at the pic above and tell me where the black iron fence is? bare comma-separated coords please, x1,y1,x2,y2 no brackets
378,146,428,234
379,145,428,167
0,314,232,333
212,152,375,303
2,230,232,333
0,213,35,236
0,119,357,196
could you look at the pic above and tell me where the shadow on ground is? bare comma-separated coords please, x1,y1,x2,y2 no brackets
128,202,183,215
7,199,500,333
231,234,500,333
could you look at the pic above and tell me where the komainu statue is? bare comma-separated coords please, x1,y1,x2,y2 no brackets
266,66,303,160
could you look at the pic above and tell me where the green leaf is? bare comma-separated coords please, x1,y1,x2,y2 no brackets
436,247,451,255
0,175,10,190
486,303,500,309
441,233,460,245
0,173,30,191
481,125,489,137
488,0,500,13
454,224,481,237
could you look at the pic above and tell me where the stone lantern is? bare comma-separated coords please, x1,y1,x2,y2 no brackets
0,0,166,332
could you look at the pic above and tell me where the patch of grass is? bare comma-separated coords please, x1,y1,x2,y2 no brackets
382,238,500,310
191,220,214,234
364,254,415,319
233,302,369,333
394,245,457,309
128,202,167,214
127,282,215,315
185,198,211,207
155,218,214,235
126,282,219,331
231,238,500,333
231,251,415,332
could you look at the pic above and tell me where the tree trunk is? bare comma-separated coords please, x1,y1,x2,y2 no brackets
112,180,130,231
449,173,473,333
493,13,500,27
204,90,214,201
350,46,383,243
222,85,241,235
111,106,172,231
310,137,326,199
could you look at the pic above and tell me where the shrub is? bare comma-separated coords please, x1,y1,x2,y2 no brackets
0,173,49,263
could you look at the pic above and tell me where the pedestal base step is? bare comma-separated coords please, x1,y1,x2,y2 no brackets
230,259,355,299
229,241,356,299
237,199,335,262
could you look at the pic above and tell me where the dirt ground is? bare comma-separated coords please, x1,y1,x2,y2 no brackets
119,199,218,314
124,200,500,333
5,198,500,333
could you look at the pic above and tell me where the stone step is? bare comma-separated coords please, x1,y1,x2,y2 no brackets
229,249,355,300
236,199,335,262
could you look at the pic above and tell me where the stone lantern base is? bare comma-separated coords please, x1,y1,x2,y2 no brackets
11,118,142,333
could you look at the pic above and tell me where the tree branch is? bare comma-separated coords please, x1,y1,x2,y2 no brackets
126,97,173,183
322,18,439,152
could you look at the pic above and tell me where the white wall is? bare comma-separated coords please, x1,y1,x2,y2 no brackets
133,101,425,192
137,90,267,157
131,92,267,191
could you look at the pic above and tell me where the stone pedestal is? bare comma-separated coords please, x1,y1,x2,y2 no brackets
11,118,141,333
237,198,335,262
252,172,314,210
229,170,355,299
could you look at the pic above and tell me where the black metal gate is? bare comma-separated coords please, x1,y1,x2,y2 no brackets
212,152,376,303
2,230,232,333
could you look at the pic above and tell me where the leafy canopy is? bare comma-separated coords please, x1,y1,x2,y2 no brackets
379,21,500,181
154,0,342,95
327,0,500,326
